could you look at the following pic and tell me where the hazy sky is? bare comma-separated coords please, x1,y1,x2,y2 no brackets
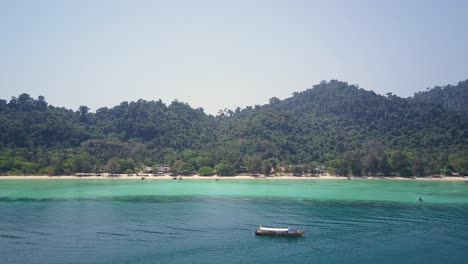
1,0,467,114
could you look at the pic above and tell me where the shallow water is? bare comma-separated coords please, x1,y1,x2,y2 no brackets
0,179,467,263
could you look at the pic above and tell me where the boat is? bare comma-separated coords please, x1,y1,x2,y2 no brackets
255,226,304,236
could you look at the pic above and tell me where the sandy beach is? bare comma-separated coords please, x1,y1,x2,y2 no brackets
0,174,466,181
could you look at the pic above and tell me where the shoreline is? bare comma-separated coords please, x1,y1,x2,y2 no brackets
0,175,466,181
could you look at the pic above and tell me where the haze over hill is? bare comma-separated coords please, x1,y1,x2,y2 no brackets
0,79,467,176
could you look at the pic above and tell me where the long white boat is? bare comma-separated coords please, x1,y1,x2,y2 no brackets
255,226,304,236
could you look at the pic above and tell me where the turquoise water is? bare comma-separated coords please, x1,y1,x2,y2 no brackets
0,179,467,263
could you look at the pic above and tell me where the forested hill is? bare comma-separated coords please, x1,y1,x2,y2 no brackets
222,80,467,160
412,79,468,117
0,80,467,176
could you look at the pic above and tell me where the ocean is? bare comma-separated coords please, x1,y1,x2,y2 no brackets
0,179,467,263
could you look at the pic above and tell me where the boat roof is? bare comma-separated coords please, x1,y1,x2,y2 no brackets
259,227,289,232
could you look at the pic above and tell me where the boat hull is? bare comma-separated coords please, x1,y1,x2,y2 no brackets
255,230,304,236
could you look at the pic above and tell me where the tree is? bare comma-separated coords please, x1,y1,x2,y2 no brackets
346,151,362,176
17,93,34,111
413,156,427,177
390,151,413,177
124,168,134,175
198,166,215,176
216,163,235,176
291,165,303,176
362,152,379,176
49,153,65,176
245,156,262,174
180,162,195,175
36,95,48,110
171,160,185,174
118,159,136,174
106,158,120,175
269,97,281,104
262,160,272,176
327,159,349,176
449,155,468,175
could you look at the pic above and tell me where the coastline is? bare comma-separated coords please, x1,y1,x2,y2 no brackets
0,174,466,181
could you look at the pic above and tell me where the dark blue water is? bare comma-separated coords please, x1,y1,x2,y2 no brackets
1,195,467,264
0,197,468,263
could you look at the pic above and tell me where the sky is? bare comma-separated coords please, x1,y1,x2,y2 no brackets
1,0,467,114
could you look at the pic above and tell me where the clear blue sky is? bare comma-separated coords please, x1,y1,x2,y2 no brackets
1,0,467,114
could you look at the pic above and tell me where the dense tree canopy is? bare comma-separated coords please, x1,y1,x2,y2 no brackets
0,80,467,176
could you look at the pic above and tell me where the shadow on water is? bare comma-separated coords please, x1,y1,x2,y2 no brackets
0,234,25,239
253,234,307,247
2,195,468,207
128,229,178,235
96,232,130,237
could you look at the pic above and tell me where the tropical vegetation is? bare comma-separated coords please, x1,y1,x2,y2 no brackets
1,80,467,176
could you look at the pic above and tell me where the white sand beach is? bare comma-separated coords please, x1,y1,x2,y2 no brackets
0,174,466,181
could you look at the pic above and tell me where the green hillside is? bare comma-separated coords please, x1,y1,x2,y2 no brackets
1,80,466,176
